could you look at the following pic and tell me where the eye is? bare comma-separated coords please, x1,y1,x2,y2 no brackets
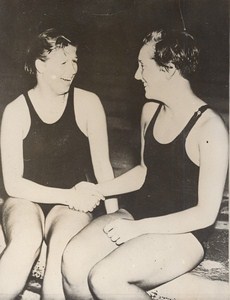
61,61,67,65
140,62,144,70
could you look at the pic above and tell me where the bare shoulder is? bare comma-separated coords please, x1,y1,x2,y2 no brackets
74,87,103,111
1,94,31,139
141,101,160,127
198,108,228,147
3,94,29,124
73,88,105,134
200,109,228,137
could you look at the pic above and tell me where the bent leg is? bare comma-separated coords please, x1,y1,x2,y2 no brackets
0,198,44,300
62,209,133,300
89,233,204,299
149,273,229,300
42,205,93,300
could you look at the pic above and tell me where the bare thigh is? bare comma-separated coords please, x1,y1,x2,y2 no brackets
44,205,93,244
62,209,133,273
63,210,203,292
2,197,44,243
91,233,204,291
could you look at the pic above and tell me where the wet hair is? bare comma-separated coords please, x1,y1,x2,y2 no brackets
143,29,199,80
24,28,78,76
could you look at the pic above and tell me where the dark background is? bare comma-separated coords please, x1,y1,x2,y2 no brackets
0,0,228,117
0,0,228,195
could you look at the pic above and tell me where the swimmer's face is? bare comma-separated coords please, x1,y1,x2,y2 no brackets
39,45,78,95
134,43,168,101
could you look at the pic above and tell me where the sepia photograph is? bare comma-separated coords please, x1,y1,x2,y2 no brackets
0,1,229,299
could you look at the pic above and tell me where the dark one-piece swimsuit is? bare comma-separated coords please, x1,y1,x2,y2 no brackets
127,103,214,244
23,88,96,217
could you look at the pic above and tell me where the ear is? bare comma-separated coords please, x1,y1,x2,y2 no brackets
35,59,45,74
165,63,176,80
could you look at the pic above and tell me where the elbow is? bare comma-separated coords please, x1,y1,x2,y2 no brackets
206,213,219,228
200,219,216,229
4,184,17,198
137,179,145,190
196,207,219,229
199,215,217,229
193,218,214,232
139,165,147,188
3,178,22,198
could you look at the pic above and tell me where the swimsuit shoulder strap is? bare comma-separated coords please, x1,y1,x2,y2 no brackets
183,105,210,138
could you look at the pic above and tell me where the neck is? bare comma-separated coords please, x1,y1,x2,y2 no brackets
33,82,67,104
160,78,203,114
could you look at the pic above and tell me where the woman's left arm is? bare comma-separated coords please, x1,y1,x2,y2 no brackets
81,91,118,213
105,115,228,242
137,115,229,234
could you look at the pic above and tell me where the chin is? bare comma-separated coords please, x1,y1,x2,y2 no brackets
55,84,72,95
144,91,154,100
145,89,163,101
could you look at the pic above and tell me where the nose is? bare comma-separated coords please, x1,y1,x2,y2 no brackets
71,62,78,74
134,65,142,81
67,61,78,76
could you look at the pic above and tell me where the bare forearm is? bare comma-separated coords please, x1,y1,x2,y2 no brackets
4,177,70,205
105,197,118,213
94,165,119,213
97,165,146,197
137,206,215,235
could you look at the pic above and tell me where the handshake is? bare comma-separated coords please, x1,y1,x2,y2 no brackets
66,182,105,213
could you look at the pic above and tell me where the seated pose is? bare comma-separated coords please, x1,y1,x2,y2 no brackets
0,28,117,300
62,29,228,300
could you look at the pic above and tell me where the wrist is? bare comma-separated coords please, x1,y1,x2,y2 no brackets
64,188,75,206
96,183,108,197
106,207,119,214
105,197,118,214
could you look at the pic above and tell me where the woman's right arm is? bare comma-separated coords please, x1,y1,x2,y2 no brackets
1,100,101,210
97,165,146,197
96,102,158,197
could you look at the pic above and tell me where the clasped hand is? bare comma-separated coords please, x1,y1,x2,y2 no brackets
104,219,143,245
68,182,105,213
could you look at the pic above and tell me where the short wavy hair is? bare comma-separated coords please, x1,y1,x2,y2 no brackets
143,29,199,80
24,28,78,76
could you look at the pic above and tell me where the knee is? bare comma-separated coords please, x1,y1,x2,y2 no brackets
45,209,92,245
62,243,93,299
88,262,117,297
62,241,87,286
62,243,75,284
46,231,66,251
7,230,43,258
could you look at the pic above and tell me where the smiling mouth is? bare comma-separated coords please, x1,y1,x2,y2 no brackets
61,78,72,82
